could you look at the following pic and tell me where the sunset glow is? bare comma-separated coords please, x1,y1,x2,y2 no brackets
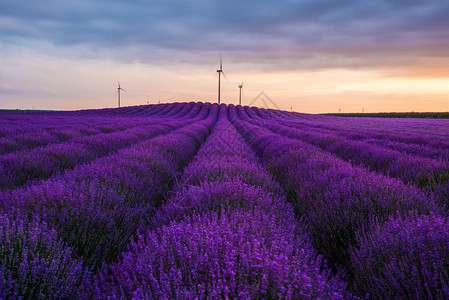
1,1,449,112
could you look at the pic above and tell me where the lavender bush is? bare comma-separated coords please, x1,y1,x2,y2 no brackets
94,208,346,299
150,179,282,228
1,104,218,270
0,123,176,190
232,116,441,274
1,102,448,298
0,212,91,299
351,214,449,299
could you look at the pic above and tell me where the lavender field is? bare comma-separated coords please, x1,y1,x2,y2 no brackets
1,102,449,299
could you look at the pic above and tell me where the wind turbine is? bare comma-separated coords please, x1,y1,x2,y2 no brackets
238,82,243,106
217,57,227,104
117,81,125,108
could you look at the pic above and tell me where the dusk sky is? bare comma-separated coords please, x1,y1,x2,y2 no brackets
1,1,449,113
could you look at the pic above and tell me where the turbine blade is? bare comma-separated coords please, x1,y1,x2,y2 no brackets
222,71,228,81
220,55,222,70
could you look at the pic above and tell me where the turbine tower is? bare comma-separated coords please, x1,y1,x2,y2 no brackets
238,82,243,106
217,58,227,104
117,81,125,108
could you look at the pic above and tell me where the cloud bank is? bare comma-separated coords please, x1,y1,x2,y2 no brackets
2,0,449,70
1,0,449,112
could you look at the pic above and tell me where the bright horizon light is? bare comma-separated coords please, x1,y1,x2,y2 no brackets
1,1,449,113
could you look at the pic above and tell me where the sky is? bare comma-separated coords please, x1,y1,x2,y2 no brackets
1,0,449,113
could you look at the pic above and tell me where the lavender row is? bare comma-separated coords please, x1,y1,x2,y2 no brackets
149,104,284,227
101,102,202,120
0,102,214,262
363,138,449,160
0,123,172,190
247,108,449,199
268,115,449,160
255,111,449,298
306,114,449,143
349,213,449,299
0,103,203,190
250,105,449,147
248,105,449,160
246,113,449,203
0,114,128,140
0,105,217,298
0,102,197,155
0,103,191,298
0,118,157,156
75,103,168,116
91,105,348,299
3,101,447,298
0,212,92,299
231,111,444,296
87,102,190,117
0,101,191,138
0,111,152,138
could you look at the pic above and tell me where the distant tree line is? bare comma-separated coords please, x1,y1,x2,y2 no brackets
0,109,55,113
325,112,449,119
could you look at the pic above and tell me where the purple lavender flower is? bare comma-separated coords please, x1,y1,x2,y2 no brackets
93,210,347,299
0,211,91,299
351,214,449,299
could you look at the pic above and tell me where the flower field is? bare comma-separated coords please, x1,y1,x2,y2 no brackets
1,102,449,299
